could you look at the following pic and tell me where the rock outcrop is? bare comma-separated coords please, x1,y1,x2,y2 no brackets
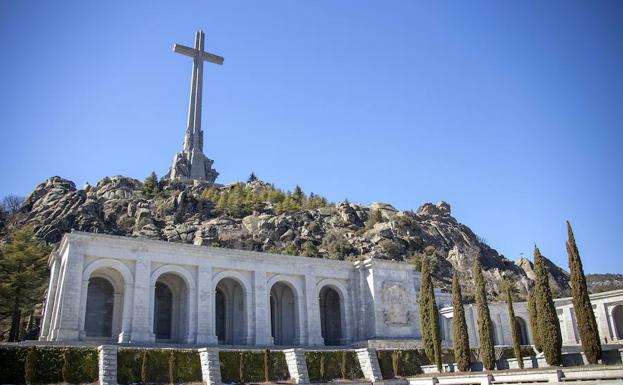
13,176,572,298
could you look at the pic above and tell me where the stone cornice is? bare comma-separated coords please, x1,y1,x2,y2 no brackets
59,231,359,270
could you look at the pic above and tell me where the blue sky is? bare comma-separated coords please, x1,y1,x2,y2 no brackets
1,1,622,273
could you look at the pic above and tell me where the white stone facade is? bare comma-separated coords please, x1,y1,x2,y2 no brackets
439,289,623,348
40,232,451,346
40,232,623,348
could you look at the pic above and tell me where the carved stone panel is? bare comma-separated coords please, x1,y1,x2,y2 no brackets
382,281,411,326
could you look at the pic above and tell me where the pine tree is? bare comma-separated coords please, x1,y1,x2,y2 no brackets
419,259,435,364
533,246,562,366
0,226,51,341
247,172,258,183
527,290,541,352
451,272,471,371
505,286,523,368
142,171,160,198
473,258,495,370
293,185,305,204
566,222,601,364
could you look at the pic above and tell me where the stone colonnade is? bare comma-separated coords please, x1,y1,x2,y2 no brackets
40,234,357,346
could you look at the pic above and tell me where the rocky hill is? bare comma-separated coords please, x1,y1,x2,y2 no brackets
10,175,572,299
585,274,623,293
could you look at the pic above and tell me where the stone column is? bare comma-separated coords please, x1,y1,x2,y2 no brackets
98,345,118,385
355,348,383,382
130,259,153,342
199,348,221,385
304,274,323,345
39,255,61,340
284,348,310,384
254,270,272,345
197,266,217,344
55,244,85,340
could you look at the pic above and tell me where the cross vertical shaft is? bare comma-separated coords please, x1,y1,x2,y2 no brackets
168,30,223,183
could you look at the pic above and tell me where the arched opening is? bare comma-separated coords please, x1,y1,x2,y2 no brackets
85,277,114,338
613,305,623,340
270,282,297,345
215,288,226,343
215,278,247,344
319,286,342,346
153,273,189,343
515,317,530,345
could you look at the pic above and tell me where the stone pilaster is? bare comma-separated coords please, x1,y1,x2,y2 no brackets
55,243,85,340
98,345,118,385
254,270,272,345
355,348,383,382
284,348,310,384
304,275,323,345
197,266,217,344
199,348,221,385
39,255,60,340
130,259,152,342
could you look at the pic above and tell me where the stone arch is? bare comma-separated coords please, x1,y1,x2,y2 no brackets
267,277,303,345
213,272,251,345
81,259,134,341
150,265,196,343
612,305,623,340
515,316,530,345
317,279,350,345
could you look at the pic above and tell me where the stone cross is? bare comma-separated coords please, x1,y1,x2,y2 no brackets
174,30,224,154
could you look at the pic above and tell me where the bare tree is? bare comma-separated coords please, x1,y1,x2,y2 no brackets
1,195,24,213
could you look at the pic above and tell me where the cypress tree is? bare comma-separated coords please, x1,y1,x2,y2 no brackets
533,246,562,366
419,260,435,363
473,258,495,370
566,221,601,364
429,283,443,372
451,272,471,371
505,287,523,369
527,290,541,352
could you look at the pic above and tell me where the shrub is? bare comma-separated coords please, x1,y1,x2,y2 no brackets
0,346,27,384
118,349,143,385
62,348,99,384
24,347,63,385
177,351,202,383
219,351,241,383
376,350,423,378
306,351,362,382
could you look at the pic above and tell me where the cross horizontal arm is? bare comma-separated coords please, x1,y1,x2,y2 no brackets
173,44,224,65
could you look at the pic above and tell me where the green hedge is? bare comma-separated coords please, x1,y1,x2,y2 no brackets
117,348,201,385
305,351,363,382
0,346,97,385
219,350,289,384
376,350,424,379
